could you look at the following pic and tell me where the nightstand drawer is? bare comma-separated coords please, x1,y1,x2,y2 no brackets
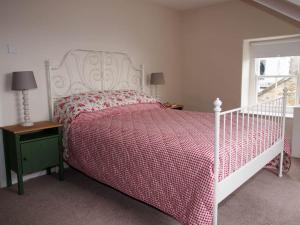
21,137,59,174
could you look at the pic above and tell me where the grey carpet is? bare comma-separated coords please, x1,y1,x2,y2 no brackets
0,159,300,225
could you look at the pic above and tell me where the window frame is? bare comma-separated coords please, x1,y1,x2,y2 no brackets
241,35,300,117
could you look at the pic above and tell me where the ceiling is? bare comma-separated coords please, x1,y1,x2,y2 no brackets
254,0,300,22
287,0,300,6
147,0,231,10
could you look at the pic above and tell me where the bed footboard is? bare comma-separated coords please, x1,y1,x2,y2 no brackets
213,88,288,225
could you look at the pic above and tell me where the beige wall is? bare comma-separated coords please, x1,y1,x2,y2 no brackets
0,0,183,187
181,0,300,146
0,0,183,127
182,0,300,112
1,0,299,187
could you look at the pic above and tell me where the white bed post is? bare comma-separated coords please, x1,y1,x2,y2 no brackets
213,98,222,225
279,87,288,177
45,60,54,120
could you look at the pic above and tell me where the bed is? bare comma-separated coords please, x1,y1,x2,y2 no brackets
46,49,289,225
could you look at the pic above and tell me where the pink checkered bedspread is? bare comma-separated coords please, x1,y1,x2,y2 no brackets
66,103,289,225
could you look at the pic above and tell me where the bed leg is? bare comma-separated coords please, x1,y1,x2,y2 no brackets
213,98,222,225
213,206,218,225
278,150,284,177
279,88,287,178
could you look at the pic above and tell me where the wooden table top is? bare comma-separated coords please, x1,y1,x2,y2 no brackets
1,121,62,134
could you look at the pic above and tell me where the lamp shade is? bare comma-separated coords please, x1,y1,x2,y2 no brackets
12,71,37,90
150,72,165,85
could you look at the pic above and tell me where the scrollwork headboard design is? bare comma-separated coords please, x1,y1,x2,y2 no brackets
46,49,145,119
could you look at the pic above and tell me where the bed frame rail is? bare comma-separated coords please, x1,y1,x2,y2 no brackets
213,88,288,225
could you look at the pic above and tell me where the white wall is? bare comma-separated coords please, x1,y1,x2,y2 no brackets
0,0,183,187
181,0,300,145
182,0,300,112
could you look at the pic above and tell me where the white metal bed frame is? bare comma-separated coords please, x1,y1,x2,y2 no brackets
46,49,145,119
213,91,287,225
46,49,287,225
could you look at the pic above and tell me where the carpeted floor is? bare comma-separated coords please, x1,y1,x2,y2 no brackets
0,159,300,225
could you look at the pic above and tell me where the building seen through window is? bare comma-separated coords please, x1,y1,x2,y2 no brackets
255,56,300,106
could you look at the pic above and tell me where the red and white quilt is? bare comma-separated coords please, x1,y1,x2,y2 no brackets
54,91,291,225
53,90,158,158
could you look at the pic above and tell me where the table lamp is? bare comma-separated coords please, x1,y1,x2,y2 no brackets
150,72,165,99
12,71,37,126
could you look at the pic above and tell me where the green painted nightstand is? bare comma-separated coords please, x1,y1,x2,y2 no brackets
2,121,64,195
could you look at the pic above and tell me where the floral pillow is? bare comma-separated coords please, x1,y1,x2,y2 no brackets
54,90,159,124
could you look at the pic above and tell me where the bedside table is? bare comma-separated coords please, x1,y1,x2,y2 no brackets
164,103,184,110
2,121,64,195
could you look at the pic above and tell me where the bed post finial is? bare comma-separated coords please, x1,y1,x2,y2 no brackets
214,98,222,112
213,97,222,225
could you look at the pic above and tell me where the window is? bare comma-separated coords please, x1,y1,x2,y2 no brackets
255,56,300,106
242,36,300,115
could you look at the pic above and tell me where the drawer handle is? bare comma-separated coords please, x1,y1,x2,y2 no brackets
23,157,27,161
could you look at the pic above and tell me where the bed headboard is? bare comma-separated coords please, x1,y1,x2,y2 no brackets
46,49,145,119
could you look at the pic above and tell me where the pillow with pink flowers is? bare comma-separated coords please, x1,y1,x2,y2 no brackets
53,90,159,125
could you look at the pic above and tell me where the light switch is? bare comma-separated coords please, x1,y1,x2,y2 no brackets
7,44,17,54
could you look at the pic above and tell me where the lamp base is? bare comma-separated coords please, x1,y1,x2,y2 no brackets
21,90,34,127
22,121,34,127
